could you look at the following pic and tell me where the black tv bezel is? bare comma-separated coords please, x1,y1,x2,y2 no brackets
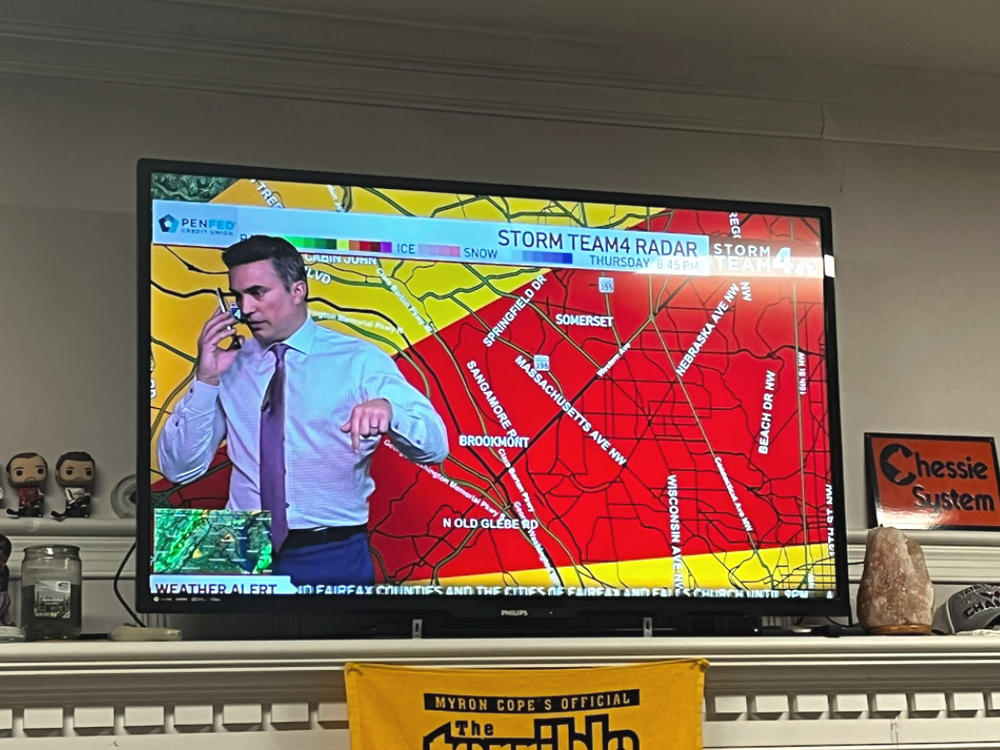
136,157,849,621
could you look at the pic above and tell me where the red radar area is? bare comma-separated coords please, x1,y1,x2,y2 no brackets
368,264,831,586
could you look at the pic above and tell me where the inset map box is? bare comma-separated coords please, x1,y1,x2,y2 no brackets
153,508,272,574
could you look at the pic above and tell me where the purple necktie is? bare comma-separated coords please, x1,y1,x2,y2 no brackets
260,343,289,552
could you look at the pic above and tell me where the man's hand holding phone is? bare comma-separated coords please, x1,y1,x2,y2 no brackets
197,308,244,385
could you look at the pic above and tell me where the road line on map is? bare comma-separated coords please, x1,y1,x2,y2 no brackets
513,355,628,466
504,278,684,475
497,448,560,585
655,284,760,555
674,282,739,379
382,440,558,582
667,474,685,591
383,440,501,519
376,266,436,336
793,281,810,570
483,274,547,347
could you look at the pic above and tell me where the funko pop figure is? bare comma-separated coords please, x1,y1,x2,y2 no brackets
52,451,96,520
6,452,47,518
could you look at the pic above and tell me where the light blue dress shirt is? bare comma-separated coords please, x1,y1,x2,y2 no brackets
158,317,449,528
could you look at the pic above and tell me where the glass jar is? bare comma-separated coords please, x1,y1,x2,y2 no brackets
20,545,82,640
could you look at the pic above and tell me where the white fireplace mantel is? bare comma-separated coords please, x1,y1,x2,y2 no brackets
1,635,999,748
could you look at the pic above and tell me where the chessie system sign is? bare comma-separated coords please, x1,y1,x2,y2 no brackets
866,433,1000,530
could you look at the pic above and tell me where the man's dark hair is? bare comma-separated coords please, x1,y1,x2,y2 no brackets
56,451,95,472
6,452,46,474
0,533,11,563
222,235,307,289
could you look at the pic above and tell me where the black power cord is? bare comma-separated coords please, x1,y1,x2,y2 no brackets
113,541,145,627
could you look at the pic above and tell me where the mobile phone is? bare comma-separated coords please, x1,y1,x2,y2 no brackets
216,288,242,350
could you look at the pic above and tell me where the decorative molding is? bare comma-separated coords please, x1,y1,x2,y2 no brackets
3,1,1000,152
0,637,999,747
823,103,1000,154
3,520,135,579
0,519,134,538
0,29,824,140
847,529,1000,584
849,543,1000,585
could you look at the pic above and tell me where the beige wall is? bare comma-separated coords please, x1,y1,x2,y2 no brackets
2,71,998,539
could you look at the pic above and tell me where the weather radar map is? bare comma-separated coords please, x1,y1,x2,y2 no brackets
153,508,271,574
147,169,838,602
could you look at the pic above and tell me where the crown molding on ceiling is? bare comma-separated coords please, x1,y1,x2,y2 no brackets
0,23,825,139
3,2,1000,153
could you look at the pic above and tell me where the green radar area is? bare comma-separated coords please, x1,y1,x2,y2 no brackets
153,508,272,574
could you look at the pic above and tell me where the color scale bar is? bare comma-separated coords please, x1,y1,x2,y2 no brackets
285,237,394,254
285,236,342,250
349,240,393,253
418,244,461,258
518,250,574,265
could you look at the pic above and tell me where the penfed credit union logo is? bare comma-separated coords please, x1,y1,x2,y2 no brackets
158,214,179,233
157,213,236,237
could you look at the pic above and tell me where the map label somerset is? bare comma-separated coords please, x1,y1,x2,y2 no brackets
555,314,614,328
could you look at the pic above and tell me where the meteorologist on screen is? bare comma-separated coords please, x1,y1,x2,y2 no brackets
158,235,449,586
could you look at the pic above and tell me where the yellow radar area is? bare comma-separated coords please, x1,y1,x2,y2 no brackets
198,180,591,352
305,258,545,353
150,243,232,476
217,176,664,235
343,186,660,234
419,543,836,591
215,179,340,210
191,181,659,353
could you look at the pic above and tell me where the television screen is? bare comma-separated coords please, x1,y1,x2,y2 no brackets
138,159,848,627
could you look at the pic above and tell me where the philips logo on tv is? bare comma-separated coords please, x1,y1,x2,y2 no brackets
158,214,179,233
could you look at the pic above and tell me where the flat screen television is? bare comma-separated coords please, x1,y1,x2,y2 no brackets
137,158,848,634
